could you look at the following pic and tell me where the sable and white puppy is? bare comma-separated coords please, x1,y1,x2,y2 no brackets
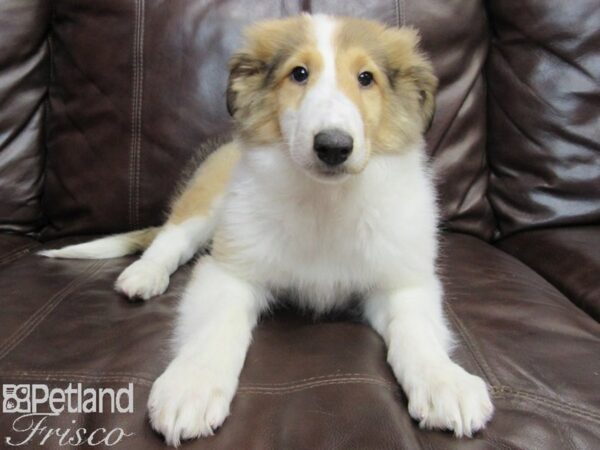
42,14,493,446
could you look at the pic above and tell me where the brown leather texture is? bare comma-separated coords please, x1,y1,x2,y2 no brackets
40,0,495,240
0,0,50,233
486,0,600,238
1,233,599,449
499,226,600,322
0,233,40,267
1,0,600,448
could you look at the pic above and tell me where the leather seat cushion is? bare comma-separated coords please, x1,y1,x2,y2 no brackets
1,232,598,448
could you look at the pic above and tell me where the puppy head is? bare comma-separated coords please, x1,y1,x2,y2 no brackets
227,15,437,183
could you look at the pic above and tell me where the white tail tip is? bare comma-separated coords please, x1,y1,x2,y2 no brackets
37,228,159,260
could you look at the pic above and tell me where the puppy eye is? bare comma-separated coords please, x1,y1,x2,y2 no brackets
358,71,374,87
291,66,309,84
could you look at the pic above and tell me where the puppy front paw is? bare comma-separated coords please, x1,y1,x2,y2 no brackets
406,363,493,437
148,364,235,447
115,259,169,301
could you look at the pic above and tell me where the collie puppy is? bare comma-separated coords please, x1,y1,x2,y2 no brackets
41,14,493,446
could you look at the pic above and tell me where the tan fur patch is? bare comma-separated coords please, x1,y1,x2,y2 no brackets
167,142,240,224
335,18,438,153
275,46,323,115
227,15,437,154
227,16,314,144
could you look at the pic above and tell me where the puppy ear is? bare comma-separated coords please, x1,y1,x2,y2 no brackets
226,52,264,117
383,27,438,133
225,77,236,116
226,17,308,118
409,61,437,132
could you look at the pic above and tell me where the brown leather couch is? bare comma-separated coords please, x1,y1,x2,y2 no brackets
1,1,599,448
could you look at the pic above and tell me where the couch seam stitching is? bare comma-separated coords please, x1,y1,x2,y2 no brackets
0,373,396,393
0,371,393,387
445,303,500,386
0,372,153,387
240,377,395,390
5,374,596,421
0,261,104,361
483,432,516,450
238,378,397,395
394,0,406,27
241,372,389,387
136,0,145,227
0,369,155,379
0,248,37,266
128,0,136,229
128,0,143,230
0,370,394,388
37,0,55,238
0,244,36,261
399,0,406,26
491,386,600,422
0,243,40,265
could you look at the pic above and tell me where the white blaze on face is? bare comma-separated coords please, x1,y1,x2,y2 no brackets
280,14,367,179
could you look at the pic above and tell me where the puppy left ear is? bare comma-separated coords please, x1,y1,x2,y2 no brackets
409,61,437,133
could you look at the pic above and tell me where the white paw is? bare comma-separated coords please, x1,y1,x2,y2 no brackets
115,259,169,300
406,363,493,437
148,364,235,447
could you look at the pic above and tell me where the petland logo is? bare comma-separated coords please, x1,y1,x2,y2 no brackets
2,383,135,446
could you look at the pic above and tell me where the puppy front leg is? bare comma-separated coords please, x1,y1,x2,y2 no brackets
364,279,493,437
148,256,265,446
115,217,215,300
117,142,239,301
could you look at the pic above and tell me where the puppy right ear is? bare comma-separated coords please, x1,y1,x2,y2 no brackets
226,52,264,117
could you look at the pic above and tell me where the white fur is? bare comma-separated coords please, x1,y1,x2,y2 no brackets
280,15,367,181
38,228,157,259
365,284,493,437
149,131,492,443
148,257,265,446
116,216,216,300
223,143,438,308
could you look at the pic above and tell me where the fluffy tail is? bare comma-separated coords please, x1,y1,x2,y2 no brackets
38,227,160,259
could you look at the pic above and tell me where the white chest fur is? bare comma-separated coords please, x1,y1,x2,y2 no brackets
215,143,439,312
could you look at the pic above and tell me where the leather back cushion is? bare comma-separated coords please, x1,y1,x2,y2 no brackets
0,0,50,233
41,0,494,240
486,0,600,237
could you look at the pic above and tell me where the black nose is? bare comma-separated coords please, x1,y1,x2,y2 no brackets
313,129,353,166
